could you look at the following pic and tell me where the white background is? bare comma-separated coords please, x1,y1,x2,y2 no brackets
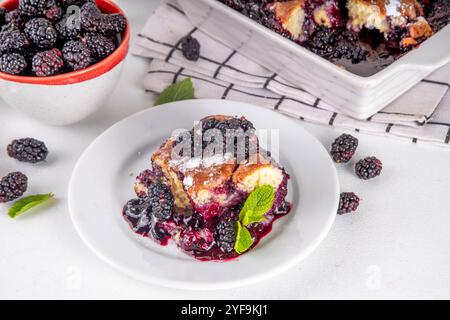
0,0,449,299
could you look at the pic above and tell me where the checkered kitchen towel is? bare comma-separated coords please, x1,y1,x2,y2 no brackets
132,0,450,147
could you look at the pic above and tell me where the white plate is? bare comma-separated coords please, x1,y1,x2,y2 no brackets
68,99,339,290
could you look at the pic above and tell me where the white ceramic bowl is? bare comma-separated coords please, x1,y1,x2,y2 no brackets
0,0,130,126
178,0,450,119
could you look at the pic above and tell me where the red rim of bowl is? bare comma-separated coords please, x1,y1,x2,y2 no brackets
0,0,130,85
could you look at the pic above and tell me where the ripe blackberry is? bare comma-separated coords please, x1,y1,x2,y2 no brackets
0,53,27,75
215,220,237,253
148,183,174,221
180,36,200,61
330,134,359,163
308,27,367,63
32,48,64,76
355,157,383,180
99,14,126,35
44,5,63,21
215,118,256,159
4,10,26,28
308,27,339,57
56,15,81,40
24,18,58,49
60,0,87,7
0,27,29,52
0,172,28,203
7,138,49,163
134,169,165,197
338,192,360,215
201,118,220,133
19,0,56,16
215,117,255,134
80,2,102,32
62,40,92,70
83,32,115,60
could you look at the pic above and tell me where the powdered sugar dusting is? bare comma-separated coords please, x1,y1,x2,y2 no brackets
183,175,193,188
169,153,234,173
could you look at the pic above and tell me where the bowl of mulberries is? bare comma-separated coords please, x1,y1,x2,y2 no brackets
0,0,129,125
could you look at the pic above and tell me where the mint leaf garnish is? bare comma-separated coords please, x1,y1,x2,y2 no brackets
234,221,254,254
154,78,195,106
239,185,275,226
8,193,54,218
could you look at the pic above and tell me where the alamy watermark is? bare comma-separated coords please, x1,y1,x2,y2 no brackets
169,120,280,165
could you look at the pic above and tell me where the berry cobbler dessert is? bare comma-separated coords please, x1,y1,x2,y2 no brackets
0,0,127,76
122,115,291,261
218,0,450,75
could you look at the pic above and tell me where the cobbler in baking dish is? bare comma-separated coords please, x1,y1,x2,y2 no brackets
122,115,291,261
219,0,450,75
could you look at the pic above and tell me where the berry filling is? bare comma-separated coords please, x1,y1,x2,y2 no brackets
218,0,450,76
122,115,292,261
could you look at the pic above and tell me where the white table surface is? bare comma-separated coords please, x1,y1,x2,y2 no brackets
1,0,449,300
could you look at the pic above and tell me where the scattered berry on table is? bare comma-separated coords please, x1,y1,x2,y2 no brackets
0,27,29,52
355,156,383,180
180,36,201,61
24,18,58,49
7,138,49,163
148,183,174,221
215,220,237,253
83,32,115,60
0,172,28,203
62,40,92,70
0,53,28,75
32,48,64,76
330,134,359,163
338,192,360,215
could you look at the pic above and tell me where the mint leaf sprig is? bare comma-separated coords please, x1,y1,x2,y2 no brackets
8,193,54,218
234,185,275,254
154,78,195,106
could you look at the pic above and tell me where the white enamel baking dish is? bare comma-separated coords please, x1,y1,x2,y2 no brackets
178,0,450,119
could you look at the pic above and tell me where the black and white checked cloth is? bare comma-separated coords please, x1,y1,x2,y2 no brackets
132,0,450,147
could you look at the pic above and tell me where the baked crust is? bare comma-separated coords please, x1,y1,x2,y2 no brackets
270,0,306,39
347,0,426,32
139,115,286,213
